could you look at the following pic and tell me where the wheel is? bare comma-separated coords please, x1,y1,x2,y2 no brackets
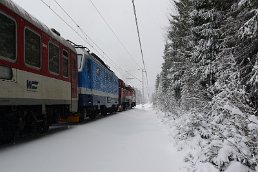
0,127,4,144
88,113,97,120
101,107,107,116
0,125,15,144
112,107,117,114
40,119,49,134
80,109,87,122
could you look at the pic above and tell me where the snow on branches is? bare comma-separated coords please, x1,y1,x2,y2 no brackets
156,0,258,171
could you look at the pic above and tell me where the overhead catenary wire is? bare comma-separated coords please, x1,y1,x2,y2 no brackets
40,0,141,82
40,0,93,49
52,0,142,82
53,0,112,61
131,0,150,100
53,0,96,52
87,0,143,70
52,0,114,65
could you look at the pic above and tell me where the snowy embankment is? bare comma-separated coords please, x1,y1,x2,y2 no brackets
156,106,258,172
0,105,186,172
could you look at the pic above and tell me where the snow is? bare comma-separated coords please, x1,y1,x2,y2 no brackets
223,103,243,115
156,106,258,172
195,163,219,172
238,0,248,7
249,115,258,124
225,161,255,172
0,104,186,172
248,115,258,131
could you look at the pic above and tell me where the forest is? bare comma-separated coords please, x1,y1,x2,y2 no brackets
155,0,258,171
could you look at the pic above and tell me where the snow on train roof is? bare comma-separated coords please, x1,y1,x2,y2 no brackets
0,0,76,53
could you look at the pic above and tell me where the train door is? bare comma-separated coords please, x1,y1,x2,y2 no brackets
70,52,78,112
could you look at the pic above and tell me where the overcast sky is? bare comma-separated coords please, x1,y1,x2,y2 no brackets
12,0,173,100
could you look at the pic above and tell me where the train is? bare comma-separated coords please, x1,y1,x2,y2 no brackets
0,0,136,143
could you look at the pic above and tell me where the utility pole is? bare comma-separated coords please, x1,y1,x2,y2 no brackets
140,69,146,107
141,69,144,106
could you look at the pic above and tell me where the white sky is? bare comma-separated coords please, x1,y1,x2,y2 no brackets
11,0,172,99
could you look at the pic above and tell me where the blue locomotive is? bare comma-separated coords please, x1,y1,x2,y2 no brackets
76,46,119,120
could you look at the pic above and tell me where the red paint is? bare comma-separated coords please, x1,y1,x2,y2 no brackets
118,79,136,105
0,3,78,91
71,53,78,98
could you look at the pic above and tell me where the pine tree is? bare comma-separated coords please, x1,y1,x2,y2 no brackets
199,0,257,170
189,0,229,107
159,0,194,112
233,0,258,110
188,0,258,170
157,0,258,170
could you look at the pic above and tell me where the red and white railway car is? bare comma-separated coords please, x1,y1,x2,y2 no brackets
118,79,136,111
126,85,136,108
0,0,78,142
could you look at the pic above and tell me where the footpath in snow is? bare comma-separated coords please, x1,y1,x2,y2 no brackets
0,104,186,172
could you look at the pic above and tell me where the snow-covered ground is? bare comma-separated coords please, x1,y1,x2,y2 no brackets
156,107,258,172
0,104,186,172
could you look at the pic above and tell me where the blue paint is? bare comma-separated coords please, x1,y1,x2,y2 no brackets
78,52,118,108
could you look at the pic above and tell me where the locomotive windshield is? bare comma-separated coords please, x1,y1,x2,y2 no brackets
77,54,83,70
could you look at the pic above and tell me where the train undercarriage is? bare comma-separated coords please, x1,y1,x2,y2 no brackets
78,105,118,122
0,105,69,144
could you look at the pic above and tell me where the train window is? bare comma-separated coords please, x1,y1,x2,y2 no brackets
63,50,69,78
25,28,41,68
0,12,16,61
49,42,60,74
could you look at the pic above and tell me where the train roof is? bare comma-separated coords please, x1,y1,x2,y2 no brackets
118,78,134,90
0,0,76,53
90,53,110,71
90,53,117,75
75,47,116,75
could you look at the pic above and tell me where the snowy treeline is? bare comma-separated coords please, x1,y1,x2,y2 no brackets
155,0,258,171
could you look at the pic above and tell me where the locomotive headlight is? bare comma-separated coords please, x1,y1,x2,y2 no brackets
0,66,13,80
